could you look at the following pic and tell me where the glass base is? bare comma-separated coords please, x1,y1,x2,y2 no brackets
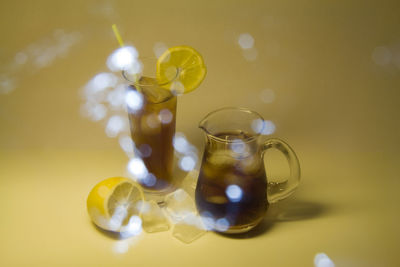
216,217,263,234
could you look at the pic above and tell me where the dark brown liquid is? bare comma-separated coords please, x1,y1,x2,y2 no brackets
195,132,268,232
127,80,176,191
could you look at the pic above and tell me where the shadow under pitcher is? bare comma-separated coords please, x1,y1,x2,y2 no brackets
195,107,301,234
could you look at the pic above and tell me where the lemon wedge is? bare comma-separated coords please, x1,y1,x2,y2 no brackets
156,45,206,94
87,177,144,232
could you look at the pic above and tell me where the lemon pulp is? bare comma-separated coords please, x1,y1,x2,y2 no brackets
156,45,206,94
87,177,144,232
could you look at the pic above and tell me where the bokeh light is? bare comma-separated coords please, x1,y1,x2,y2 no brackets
113,240,130,254
200,211,215,231
260,88,275,103
226,184,243,202
238,33,255,49
231,139,246,154
170,80,186,95
251,118,276,135
251,118,264,133
32,30,81,68
89,0,116,19
136,200,151,214
314,253,335,267
114,216,143,251
106,46,139,72
237,33,257,61
86,72,118,94
372,46,392,66
81,102,107,121
1,29,81,94
261,120,276,135
179,156,196,172
113,230,142,253
122,215,142,236
107,84,126,109
243,47,258,62
142,173,157,187
145,113,161,129
125,90,144,112
159,108,173,124
119,135,134,155
182,212,204,228
172,188,189,202
153,42,168,58
138,144,152,158
173,133,199,172
127,157,148,180
14,52,28,65
109,205,128,231
215,218,230,232
173,133,190,154
105,115,126,137
0,76,15,94
81,45,146,173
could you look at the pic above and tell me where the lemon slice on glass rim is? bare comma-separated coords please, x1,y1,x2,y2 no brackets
156,45,206,94
87,177,144,232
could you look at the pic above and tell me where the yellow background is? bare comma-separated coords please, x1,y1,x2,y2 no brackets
1,0,399,266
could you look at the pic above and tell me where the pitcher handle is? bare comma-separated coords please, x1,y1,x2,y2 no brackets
262,138,301,204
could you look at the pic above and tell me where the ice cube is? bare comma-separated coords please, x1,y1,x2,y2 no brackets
164,189,197,223
138,77,173,104
207,150,237,167
140,112,161,135
237,155,261,174
172,220,206,244
139,200,170,233
164,189,208,244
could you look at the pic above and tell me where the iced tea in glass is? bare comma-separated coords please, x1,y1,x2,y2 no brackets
126,75,177,193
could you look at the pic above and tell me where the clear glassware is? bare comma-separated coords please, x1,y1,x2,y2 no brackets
123,58,178,199
195,107,301,234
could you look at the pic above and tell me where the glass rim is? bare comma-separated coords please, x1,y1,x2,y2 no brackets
122,57,178,87
199,107,265,143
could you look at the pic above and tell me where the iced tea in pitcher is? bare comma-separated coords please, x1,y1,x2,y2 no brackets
195,107,301,234
195,131,269,233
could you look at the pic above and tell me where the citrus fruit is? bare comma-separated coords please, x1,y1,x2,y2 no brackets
87,177,144,232
156,45,206,94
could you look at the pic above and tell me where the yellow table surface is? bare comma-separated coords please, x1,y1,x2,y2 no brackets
1,149,399,266
1,0,400,266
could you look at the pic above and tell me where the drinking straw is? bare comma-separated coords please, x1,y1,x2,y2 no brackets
112,24,124,47
111,24,141,91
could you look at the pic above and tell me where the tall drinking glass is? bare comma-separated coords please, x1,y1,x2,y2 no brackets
123,60,177,196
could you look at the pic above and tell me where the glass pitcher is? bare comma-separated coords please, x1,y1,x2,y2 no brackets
195,107,301,234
